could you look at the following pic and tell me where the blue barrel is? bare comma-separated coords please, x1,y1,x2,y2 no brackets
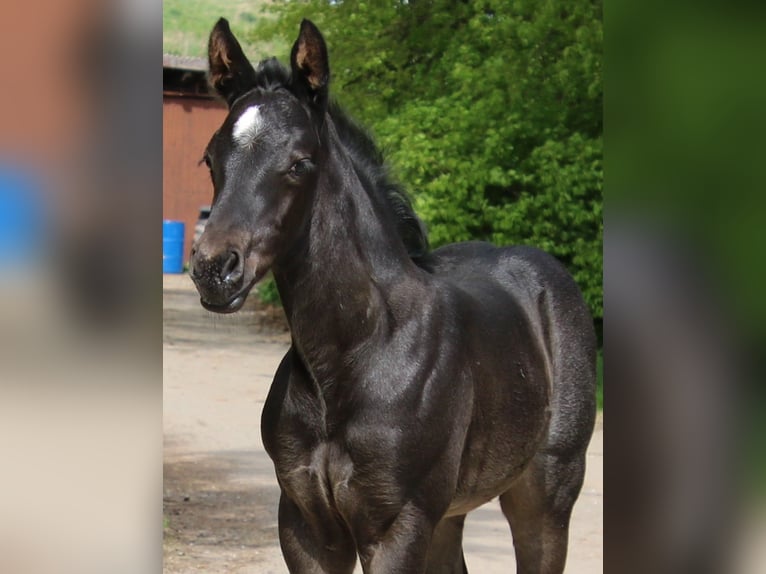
0,167,45,269
163,220,185,273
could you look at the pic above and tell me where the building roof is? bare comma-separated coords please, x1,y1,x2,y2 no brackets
163,54,217,98
163,54,208,72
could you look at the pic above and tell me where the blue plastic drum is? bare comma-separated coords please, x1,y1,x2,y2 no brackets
0,167,45,269
163,220,185,273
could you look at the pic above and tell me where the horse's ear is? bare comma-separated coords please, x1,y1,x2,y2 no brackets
208,18,257,107
290,19,329,108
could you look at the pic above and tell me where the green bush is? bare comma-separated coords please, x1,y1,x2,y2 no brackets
253,0,602,320
256,275,282,307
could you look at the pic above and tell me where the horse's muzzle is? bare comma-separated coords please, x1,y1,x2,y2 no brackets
189,245,249,313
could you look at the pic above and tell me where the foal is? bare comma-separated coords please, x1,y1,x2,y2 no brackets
191,18,596,574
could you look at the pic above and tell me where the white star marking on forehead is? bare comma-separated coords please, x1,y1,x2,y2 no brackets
232,105,263,146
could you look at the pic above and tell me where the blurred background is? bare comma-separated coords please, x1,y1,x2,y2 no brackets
0,0,763,572
0,0,161,573
607,0,766,571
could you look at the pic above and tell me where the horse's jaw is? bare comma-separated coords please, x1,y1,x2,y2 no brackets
199,291,249,314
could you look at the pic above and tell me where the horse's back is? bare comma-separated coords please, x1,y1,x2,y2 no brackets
428,241,597,456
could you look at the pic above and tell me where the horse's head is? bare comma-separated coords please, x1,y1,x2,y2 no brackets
190,19,329,313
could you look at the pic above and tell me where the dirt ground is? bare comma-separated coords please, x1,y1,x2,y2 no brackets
163,273,603,573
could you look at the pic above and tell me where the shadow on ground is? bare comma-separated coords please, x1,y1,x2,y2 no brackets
163,447,282,572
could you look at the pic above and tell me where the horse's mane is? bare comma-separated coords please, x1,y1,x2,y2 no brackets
327,102,430,261
250,58,430,261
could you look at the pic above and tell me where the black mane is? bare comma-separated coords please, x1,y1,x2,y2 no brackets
248,58,430,261
252,57,291,91
328,101,430,261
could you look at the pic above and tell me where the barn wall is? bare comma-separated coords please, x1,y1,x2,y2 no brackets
163,95,227,266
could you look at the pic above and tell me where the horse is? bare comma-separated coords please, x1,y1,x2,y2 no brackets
190,18,596,574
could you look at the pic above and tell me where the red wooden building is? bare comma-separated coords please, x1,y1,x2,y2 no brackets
163,55,226,266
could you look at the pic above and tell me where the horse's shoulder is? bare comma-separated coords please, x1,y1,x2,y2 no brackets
421,242,591,337
426,242,540,287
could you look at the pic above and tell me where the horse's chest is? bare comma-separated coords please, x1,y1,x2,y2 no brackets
276,441,356,517
273,423,409,534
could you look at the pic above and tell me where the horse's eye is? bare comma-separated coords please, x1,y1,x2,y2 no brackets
288,159,313,178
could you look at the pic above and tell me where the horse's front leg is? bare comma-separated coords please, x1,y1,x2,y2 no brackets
358,503,437,574
278,492,357,574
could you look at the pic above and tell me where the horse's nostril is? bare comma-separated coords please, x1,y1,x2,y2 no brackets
221,250,243,284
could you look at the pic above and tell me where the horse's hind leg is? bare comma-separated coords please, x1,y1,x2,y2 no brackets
499,451,587,574
425,515,469,574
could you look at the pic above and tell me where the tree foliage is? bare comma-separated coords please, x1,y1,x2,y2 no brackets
252,0,602,318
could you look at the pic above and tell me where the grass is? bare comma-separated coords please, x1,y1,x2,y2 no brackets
256,275,282,307
163,0,280,58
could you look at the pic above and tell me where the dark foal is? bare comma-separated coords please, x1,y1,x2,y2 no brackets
190,18,596,574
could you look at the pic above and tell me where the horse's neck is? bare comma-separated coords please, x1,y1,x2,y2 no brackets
274,126,419,378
